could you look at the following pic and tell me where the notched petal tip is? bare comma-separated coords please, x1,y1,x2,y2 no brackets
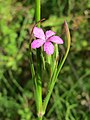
33,27,45,40
45,30,56,40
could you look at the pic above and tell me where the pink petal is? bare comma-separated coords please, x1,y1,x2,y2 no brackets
31,39,45,49
45,30,56,40
48,36,64,44
33,27,45,40
44,42,54,55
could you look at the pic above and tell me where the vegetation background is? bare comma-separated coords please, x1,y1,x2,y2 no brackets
0,0,90,119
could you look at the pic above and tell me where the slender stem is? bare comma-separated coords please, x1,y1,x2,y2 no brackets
43,69,57,113
35,0,40,27
38,117,42,120
35,0,42,118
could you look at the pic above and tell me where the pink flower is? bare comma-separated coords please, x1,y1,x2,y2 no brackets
31,27,64,55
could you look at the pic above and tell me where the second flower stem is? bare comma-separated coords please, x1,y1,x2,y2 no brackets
35,0,42,119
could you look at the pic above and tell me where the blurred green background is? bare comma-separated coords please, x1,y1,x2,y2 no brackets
0,0,90,120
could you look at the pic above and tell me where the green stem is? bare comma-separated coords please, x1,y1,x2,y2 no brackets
35,0,42,118
43,21,71,114
35,0,40,27
43,69,57,114
38,117,42,120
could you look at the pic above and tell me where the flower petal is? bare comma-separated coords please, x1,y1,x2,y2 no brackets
49,36,64,44
31,39,45,49
33,27,45,40
44,42,54,55
45,30,56,40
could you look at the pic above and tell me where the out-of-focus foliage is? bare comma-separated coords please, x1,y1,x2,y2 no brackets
0,0,34,119
0,0,90,119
